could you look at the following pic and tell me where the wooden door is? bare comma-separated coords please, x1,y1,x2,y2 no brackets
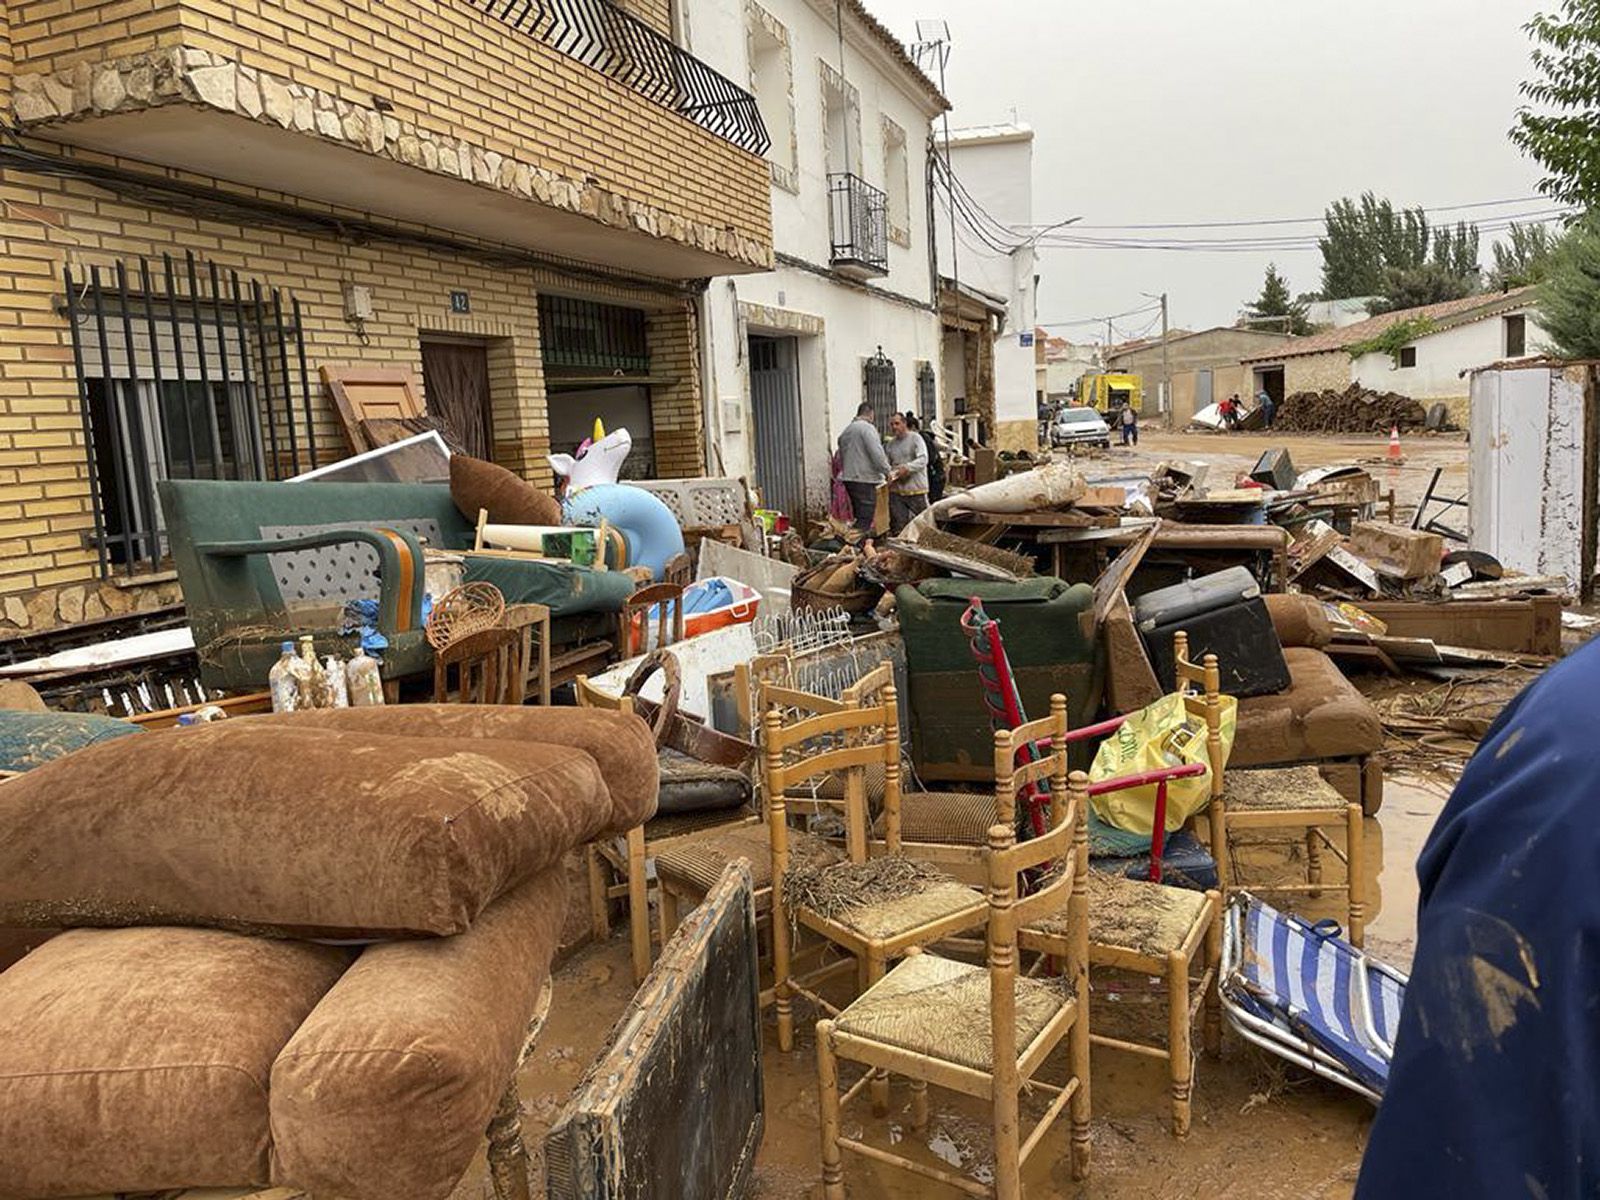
421,341,493,460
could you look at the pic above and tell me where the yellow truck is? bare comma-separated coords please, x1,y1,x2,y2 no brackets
1077,372,1143,415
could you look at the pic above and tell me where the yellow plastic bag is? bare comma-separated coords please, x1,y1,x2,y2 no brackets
1089,692,1238,838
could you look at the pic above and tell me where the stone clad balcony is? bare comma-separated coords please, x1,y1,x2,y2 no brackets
6,0,774,278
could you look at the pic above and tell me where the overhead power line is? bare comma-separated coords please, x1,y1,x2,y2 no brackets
1020,195,1559,232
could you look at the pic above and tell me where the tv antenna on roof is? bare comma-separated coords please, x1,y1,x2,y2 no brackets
910,19,950,74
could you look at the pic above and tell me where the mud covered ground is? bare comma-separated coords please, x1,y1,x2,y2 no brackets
446,770,1455,1200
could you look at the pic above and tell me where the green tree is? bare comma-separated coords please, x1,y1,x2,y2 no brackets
1511,0,1600,210
1489,221,1559,288
1318,193,1431,299
1430,221,1482,280
1243,263,1313,335
1536,218,1600,357
1370,263,1478,314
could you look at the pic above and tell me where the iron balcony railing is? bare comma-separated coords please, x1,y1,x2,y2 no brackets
828,172,889,276
472,0,770,156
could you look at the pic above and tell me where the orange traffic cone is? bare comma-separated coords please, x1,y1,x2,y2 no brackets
1386,425,1403,462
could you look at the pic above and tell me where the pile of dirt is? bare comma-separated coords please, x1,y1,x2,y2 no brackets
1273,383,1429,433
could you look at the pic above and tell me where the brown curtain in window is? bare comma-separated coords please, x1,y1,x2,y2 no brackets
421,341,493,460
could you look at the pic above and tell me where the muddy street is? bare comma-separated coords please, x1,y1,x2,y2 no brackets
456,768,1458,1200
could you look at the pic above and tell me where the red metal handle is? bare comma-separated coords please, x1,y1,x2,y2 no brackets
1088,762,1208,884
1029,713,1131,754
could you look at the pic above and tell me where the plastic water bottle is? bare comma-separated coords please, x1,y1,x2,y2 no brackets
346,648,384,707
269,641,301,712
297,636,330,708
323,655,350,707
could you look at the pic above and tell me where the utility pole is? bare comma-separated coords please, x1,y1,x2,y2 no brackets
1159,291,1170,417
1105,317,1113,364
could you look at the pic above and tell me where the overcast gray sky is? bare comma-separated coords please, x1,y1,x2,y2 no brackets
867,0,1552,340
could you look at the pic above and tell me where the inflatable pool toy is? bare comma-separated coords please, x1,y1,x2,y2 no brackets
550,420,685,580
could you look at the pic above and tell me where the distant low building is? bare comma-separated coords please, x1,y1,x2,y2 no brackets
1104,327,1296,424
1239,288,1542,424
1034,332,1099,409
1300,297,1378,330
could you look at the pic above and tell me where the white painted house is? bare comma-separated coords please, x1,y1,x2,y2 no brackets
1241,287,1544,422
686,0,947,521
936,122,1040,452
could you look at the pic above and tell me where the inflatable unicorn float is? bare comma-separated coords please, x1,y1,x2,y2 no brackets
548,420,684,580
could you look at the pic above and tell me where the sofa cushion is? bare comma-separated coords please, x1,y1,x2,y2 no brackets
0,709,143,772
1231,647,1382,767
269,866,567,1200
450,453,562,527
1264,593,1335,650
0,710,656,939
0,926,350,1198
463,553,639,616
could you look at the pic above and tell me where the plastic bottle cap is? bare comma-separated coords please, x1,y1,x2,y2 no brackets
281,641,294,653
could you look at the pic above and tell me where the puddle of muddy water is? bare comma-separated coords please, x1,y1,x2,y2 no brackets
452,771,1450,1200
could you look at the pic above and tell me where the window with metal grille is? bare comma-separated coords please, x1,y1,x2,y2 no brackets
537,295,650,373
863,348,897,428
65,252,319,577
916,361,936,424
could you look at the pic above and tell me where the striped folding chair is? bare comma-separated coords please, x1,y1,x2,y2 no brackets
1219,891,1406,1103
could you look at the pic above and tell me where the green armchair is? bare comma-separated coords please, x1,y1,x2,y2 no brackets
160,479,637,693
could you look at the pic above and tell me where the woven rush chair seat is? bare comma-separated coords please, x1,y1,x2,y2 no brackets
833,952,1069,1071
1029,871,1210,959
1225,765,1347,812
871,790,996,847
818,877,985,942
655,824,842,902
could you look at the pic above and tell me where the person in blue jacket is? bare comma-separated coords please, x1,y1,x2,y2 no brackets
1355,634,1600,1199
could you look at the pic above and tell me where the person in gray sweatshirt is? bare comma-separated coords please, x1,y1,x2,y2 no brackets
885,411,929,534
836,402,891,532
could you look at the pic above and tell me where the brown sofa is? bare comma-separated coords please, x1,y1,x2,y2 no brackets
0,707,657,1200
1103,592,1385,814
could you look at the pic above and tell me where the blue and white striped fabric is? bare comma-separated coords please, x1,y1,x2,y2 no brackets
1227,894,1406,1098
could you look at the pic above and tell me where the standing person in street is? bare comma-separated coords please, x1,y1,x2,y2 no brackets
836,401,891,533
909,412,945,503
1220,393,1238,430
1355,634,1600,1200
885,411,929,534
1258,387,1276,429
1119,404,1139,446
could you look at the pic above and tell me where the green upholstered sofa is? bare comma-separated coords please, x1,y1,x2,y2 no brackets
160,479,636,692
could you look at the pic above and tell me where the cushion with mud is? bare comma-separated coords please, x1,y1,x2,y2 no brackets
0,926,350,1198
1264,593,1335,650
1231,647,1383,767
269,866,567,1200
450,453,561,527
0,709,656,938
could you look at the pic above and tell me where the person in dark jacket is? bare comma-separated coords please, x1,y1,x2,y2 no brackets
906,413,945,503
1355,635,1600,1200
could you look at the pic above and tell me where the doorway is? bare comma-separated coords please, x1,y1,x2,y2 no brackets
421,339,493,459
748,335,805,519
1253,365,1286,406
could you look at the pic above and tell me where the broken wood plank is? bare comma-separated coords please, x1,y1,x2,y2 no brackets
1450,574,1571,599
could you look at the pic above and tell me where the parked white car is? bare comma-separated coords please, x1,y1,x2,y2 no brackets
1050,406,1112,450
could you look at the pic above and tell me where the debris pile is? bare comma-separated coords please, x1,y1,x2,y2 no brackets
1273,384,1429,434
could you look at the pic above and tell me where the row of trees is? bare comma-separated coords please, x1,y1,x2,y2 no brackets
1245,1,1600,357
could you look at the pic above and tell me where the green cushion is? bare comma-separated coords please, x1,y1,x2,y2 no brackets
0,712,143,772
464,556,637,617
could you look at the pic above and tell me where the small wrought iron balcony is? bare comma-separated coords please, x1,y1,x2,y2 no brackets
472,0,770,156
828,172,889,279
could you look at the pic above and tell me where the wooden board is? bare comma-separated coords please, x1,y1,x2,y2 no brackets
320,365,428,454
1359,596,1562,656
545,863,763,1200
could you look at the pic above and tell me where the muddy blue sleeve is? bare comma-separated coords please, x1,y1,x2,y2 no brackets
1356,637,1600,1199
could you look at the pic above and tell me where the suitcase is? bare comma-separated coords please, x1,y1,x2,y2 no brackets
1136,568,1291,698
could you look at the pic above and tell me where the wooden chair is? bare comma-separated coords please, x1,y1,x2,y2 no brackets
768,687,991,1115
617,582,685,658
503,602,552,706
816,699,1092,1198
575,673,757,987
1188,633,1367,947
432,627,518,704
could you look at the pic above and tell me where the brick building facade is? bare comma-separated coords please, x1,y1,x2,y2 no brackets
0,0,773,634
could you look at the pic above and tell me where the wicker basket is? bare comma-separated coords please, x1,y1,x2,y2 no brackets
426,581,507,649
792,556,880,615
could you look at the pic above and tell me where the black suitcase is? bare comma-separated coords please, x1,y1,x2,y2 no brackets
1135,567,1291,698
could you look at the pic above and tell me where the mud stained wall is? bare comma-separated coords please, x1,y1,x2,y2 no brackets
1469,365,1589,582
